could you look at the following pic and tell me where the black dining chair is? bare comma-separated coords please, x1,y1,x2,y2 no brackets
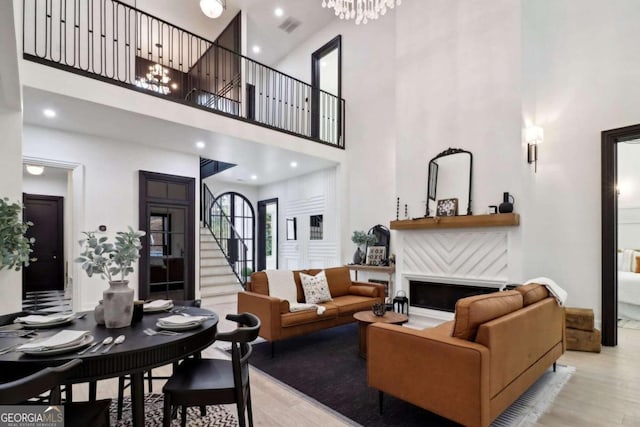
0,358,112,427
116,299,202,420
162,312,260,427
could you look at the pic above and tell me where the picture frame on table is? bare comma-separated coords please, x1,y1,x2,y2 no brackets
366,246,387,266
437,198,458,217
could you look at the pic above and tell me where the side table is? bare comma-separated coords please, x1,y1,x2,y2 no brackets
353,310,408,359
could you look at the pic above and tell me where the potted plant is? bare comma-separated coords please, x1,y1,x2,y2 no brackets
351,230,378,265
76,227,145,328
0,198,35,271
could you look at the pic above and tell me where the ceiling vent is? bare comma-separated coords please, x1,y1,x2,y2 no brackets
278,17,301,34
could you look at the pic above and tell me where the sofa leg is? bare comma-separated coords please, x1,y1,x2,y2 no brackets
378,391,383,415
553,362,557,372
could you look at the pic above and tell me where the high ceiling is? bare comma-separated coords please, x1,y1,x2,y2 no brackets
230,0,336,66
18,0,342,186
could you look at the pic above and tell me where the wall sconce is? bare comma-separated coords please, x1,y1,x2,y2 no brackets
525,126,544,172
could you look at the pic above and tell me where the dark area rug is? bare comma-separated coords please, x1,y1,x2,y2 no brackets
249,323,461,426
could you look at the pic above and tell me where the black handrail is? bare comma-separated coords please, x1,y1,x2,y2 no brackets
202,184,248,288
22,0,345,148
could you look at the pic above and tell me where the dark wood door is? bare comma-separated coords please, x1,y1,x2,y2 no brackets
139,171,195,301
22,194,64,295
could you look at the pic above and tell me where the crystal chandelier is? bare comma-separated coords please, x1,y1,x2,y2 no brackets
135,64,176,95
321,0,401,25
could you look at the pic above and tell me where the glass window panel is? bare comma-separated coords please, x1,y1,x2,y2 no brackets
168,233,185,257
167,183,188,200
147,181,167,198
310,215,323,240
167,208,186,233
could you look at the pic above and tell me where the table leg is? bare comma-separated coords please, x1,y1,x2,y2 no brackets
357,321,368,359
130,372,145,427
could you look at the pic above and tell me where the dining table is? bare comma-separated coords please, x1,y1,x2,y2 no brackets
0,306,218,427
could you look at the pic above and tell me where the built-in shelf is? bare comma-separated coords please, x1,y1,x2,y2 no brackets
389,213,520,230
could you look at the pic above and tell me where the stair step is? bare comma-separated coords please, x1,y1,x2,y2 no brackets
200,257,230,267
200,242,220,250
201,275,239,286
201,267,235,276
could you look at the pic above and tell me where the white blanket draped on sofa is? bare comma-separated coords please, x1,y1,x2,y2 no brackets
264,270,326,315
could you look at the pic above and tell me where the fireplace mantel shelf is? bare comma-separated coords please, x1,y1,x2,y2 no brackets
390,213,520,230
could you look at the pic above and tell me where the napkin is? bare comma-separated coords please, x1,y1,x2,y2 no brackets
14,313,76,325
144,299,173,310
17,330,90,351
158,315,207,325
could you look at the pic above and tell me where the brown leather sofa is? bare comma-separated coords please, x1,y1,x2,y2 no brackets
367,284,565,427
237,266,385,345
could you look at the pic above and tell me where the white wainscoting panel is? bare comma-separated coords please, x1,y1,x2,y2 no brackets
402,230,508,281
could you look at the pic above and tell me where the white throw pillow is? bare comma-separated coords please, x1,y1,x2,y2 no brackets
300,270,333,304
621,249,635,272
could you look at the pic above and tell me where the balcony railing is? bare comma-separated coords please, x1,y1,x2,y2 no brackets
22,0,345,148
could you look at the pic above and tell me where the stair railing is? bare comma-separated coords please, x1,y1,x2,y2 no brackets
202,184,248,288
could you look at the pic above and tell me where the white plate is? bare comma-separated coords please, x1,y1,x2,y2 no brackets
144,304,174,313
21,317,75,329
21,334,94,356
156,320,202,331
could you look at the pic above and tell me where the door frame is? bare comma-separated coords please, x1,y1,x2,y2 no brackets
22,156,84,311
138,171,196,301
22,194,64,297
601,123,640,346
257,198,278,271
311,35,342,141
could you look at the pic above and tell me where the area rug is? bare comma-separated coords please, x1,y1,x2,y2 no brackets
249,323,574,427
111,394,237,426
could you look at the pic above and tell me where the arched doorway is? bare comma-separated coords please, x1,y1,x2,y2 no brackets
213,192,255,279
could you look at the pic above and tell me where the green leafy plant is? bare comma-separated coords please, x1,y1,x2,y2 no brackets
351,230,378,247
0,198,35,271
76,227,146,282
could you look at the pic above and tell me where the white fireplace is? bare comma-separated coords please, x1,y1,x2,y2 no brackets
391,215,521,324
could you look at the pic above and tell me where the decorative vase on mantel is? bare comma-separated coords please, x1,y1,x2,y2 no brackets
353,246,365,265
103,280,134,328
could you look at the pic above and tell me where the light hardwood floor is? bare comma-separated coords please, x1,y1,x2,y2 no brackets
79,302,640,426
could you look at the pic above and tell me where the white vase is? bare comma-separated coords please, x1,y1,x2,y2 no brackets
103,280,134,328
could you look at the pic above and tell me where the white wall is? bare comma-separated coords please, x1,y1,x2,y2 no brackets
258,167,340,269
521,0,640,321
23,168,68,197
0,1,23,314
0,110,24,314
23,125,200,311
275,14,397,263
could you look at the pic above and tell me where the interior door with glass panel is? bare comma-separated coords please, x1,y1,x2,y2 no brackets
139,171,195,301
148,206,187,300
257,199,278,271
311,35,342,144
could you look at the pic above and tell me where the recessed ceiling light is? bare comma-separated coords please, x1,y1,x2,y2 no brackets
290,161,298,168
250,174,257,180
43,109,56,118
26,165,44,176
171,83,178,89
195,141,206,149
252,45,261,54
274,7,284,17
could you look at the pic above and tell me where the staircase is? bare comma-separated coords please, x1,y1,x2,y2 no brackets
199,226,243,308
